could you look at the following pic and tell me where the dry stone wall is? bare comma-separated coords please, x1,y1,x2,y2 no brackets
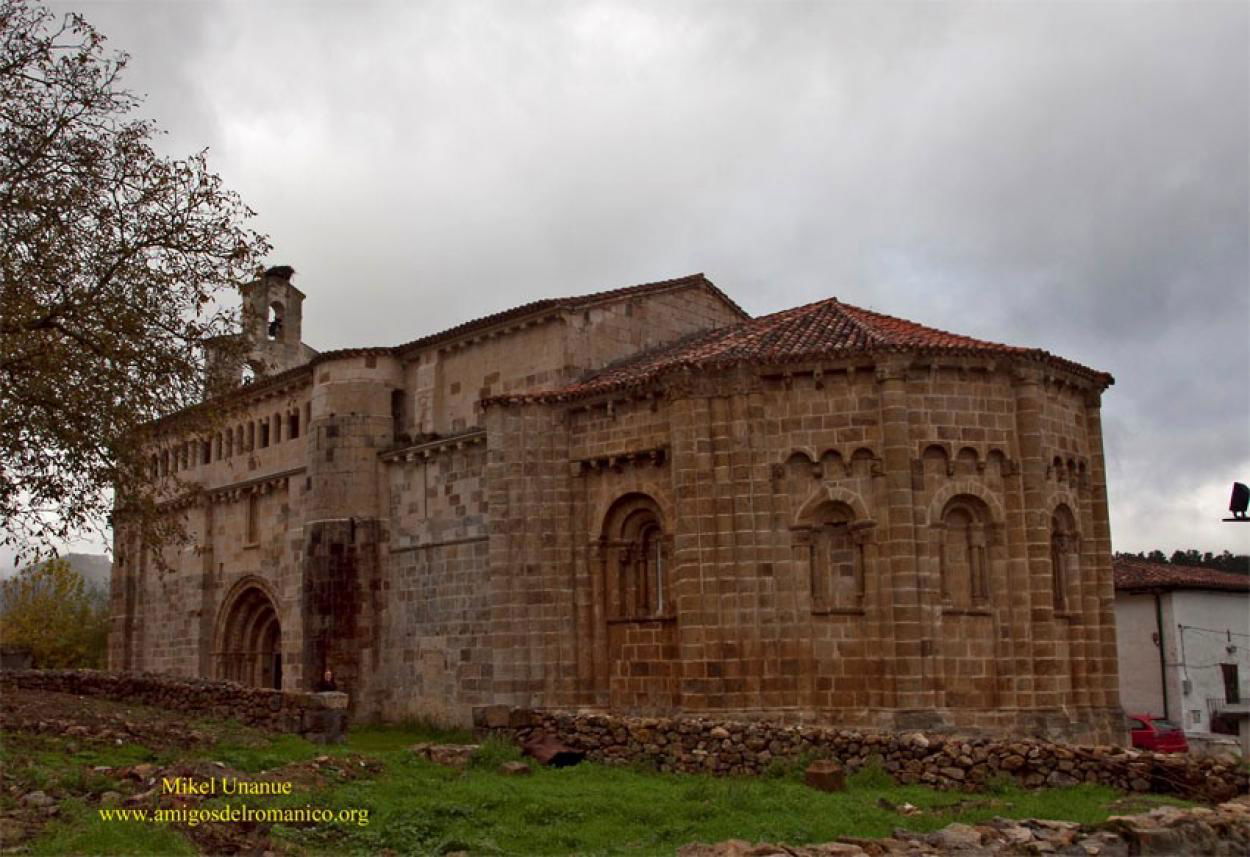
0,670,347,742
480,708,1249,802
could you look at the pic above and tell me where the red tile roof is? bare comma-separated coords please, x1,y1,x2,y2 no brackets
1113,557,1250,593
487,296,1114,405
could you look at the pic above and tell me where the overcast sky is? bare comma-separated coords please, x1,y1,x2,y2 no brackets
18,0,1249,564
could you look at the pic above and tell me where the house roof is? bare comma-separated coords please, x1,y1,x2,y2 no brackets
1113,557,1250,593
486,295,1114,405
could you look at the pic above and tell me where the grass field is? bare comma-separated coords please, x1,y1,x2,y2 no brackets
1,704,1194,856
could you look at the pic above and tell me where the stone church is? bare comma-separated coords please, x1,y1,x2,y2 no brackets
111,267,1123,742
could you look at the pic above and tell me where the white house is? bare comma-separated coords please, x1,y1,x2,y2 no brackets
1114,557,1250,756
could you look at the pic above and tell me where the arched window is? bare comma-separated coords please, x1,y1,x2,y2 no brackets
800,501,865,612
602,494,669,620
940,497,991,606
267,302,285,341
1051,505,1079,612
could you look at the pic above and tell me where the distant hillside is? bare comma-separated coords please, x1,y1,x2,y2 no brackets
0,553,111,593
63,553,112,592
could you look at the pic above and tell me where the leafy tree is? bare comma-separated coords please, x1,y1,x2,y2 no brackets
0,0,268,564
1115,549,1249,575
0,558,109,667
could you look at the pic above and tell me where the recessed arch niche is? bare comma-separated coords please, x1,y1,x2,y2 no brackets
215,579,282,689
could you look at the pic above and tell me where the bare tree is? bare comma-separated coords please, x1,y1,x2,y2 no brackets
0,0,269,563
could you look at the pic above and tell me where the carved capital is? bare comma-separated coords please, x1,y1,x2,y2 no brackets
875,362,908,384
790,526,813,547
1011,365,1044,387
850,520,877,545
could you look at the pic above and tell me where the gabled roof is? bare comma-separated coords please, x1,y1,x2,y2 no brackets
1113,557,1250,593
147,273,745,431
392,272,747,356
487,296,1114,404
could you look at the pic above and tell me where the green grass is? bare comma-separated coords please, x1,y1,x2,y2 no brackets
344,720,474,754
27,798,197,857
191,732,321,772
255,745,1183,856
4,717,1197,857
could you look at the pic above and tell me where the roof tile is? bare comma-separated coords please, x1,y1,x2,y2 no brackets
1113,557,1250,592
489,296,1113,404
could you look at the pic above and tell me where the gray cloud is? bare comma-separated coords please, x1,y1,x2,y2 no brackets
36,0,1249,558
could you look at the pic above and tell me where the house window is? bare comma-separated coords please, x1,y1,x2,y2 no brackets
288,410,300,440
1223,664,1241,704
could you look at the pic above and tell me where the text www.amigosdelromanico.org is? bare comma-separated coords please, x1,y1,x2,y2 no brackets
98,805,370,827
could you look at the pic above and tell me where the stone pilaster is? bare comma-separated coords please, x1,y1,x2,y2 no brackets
876,360,930,714
196,500,219,680
1012,367,1058,709
1083,390,1121,719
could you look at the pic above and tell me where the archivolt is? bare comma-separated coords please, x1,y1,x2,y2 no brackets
923,480,1005,528
793,484,872,527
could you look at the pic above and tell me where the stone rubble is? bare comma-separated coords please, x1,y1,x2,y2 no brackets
0,669,348,742
677,796,1250,856
408,743,480,769
485,709,1249,802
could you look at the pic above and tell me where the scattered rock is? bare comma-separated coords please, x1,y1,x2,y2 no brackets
676,799,1250,856
98,791,123,808
0,817,28,844
927,822,981,850
19,791,53,808
124,787,157,806
804,760,846,792
521,732,585,767
498,761,532,776
408,743,478,769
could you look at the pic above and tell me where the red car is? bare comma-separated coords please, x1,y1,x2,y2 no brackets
1127,714,1189,753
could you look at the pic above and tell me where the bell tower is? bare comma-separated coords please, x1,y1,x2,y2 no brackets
204,265,317,397
241,265,308,376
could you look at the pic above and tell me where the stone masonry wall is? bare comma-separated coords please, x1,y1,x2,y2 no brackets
375,438,493,723
482,708,1249,803
1,670,347,741
481,358,1121,744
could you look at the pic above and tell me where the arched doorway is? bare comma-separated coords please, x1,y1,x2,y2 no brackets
215,581,282,689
